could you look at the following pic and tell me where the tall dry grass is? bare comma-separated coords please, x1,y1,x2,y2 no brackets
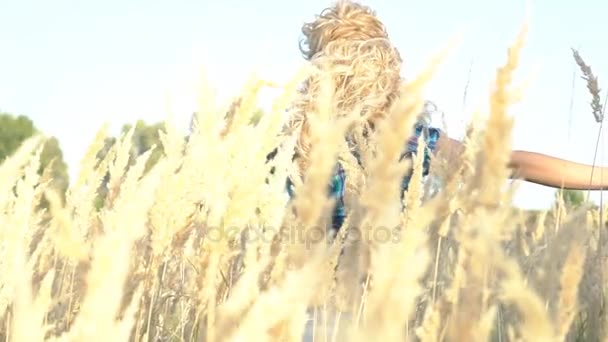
0,21,606,342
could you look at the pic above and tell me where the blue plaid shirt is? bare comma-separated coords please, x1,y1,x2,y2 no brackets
285,163,346,230
401,123,441,193
276,123,441,231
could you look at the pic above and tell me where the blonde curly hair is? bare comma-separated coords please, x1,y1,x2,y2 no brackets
285,0,404,175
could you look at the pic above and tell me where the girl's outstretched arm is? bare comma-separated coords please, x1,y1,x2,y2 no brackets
436,135,608,191
508,150,608,190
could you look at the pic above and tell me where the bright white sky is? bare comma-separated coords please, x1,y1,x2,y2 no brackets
1,0,607,209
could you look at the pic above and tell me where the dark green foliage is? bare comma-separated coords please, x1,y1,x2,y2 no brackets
0,112,69,202
121,120,166,174
39,136,70,195
0,113,37,162
556,189,586,208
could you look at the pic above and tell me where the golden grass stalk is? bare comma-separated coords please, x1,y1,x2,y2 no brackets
474,23,527,208
7,143,55,342
556,240,586,340
499,256,555,341
288,67,355,258
227,252,326,341
403,134,426,224
572,48,604,123
352,39,455,341
55,141,163,341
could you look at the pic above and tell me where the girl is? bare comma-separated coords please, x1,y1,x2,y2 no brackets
272,0,608,232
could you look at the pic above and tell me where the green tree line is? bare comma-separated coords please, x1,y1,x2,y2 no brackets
0,112,69,198
0,111,171,209
0,108,590,211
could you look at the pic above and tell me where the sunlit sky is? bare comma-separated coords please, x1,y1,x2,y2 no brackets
1,0,607,209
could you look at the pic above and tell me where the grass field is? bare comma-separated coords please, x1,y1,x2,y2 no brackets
0,21,606,342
